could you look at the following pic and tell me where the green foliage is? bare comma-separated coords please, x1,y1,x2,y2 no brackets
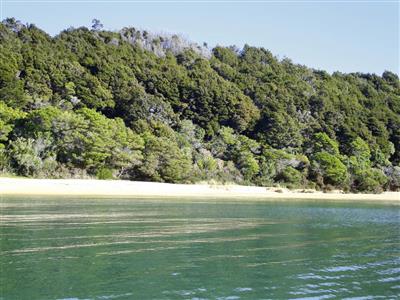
312,152,348,187
8,137,41,176
8,137,56,177
353,168,388,193
74,108,143,170
0,147,9,171
195,151,219,179
0,20,398,192
385,166,400,191
0,42,27,107
0,102,25,144
237,151,259,181
257,111,303,150
349,137,371,167
19,107,144,175
96,167,114,180
136,131,192,183
278,166,303,186
311,132,340,156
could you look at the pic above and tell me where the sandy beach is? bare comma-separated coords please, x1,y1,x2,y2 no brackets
0,177,398,202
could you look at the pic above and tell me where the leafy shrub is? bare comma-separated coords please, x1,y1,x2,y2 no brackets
385,166,400,191
354,168,388,193
312,152,348,187
278,166,303,185
96,168,114,180
8,137,57,177
8,138,43,176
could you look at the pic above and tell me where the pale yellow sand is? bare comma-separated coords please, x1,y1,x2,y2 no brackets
0,178,399,202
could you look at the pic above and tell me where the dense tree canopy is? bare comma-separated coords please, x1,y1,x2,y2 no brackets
0,18,399,192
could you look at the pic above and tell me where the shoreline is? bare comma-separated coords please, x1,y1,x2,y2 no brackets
0,177,399,203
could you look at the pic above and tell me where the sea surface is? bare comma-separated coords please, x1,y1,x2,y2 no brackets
0,196,399,299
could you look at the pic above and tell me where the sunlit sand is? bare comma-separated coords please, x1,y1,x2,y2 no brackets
0,178,398,202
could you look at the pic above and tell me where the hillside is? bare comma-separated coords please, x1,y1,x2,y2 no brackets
0,18,399,192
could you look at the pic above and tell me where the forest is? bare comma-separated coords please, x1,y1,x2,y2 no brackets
0,18,399,193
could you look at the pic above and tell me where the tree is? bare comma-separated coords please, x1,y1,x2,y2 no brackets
135,132,192,183
237,151,259,181
20,107,144,175
256,111,303,150
277,166,303,186
0,21,398,192
385,166,400,191
8,137,57,177
309,132,339,156
0,46,27,108
0,102,25,145
349,137,371,167
91,19,103,31
312,152,348,187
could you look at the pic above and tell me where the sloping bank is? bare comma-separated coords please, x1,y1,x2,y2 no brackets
0,178,398,202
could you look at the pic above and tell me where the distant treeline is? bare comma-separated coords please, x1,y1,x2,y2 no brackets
1,18,399,192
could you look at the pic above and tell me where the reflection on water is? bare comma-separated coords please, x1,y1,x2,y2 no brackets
0,197,399,299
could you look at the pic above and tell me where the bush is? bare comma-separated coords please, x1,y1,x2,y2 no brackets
8,137,43,176
0,147,10,172
312,152,348,187
278,166,303,185
353,168,387,193
37,156,58,178
237,151,259,181
8,137,57,177
96,168,114,180
356,177,382,193
385,166,400,191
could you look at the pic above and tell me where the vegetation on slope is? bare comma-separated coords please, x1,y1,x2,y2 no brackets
1,18,399,192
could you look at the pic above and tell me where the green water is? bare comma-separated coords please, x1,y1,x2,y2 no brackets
0,197,399,299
